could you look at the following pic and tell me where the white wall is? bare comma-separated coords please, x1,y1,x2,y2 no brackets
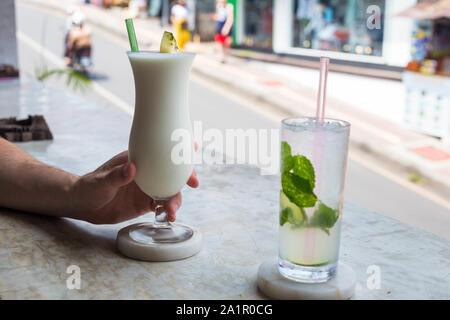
0,0,18,69
383,0,417,66
273,0,293,53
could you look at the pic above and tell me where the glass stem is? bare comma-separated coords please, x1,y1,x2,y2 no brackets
153,199,170,228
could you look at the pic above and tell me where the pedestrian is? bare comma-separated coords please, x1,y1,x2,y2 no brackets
213,0,234,63
170,0,190,51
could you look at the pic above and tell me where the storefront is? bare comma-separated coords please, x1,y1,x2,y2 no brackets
240,0,273,50
290,0,385,57
233,0,418,67
400,0,450,140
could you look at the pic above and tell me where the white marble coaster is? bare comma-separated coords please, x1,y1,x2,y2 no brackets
116,223,202,262
257,259,356,300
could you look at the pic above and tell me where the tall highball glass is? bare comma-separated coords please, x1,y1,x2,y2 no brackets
278,117,350,283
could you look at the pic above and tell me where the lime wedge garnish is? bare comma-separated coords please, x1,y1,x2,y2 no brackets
160,31,179,53
280,191,306,226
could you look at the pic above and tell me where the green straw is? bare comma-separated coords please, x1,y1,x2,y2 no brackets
125,18,139,52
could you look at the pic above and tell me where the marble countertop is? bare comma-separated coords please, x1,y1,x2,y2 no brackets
0,79,449,299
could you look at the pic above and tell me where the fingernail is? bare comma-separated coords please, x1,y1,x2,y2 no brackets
122,162,131,177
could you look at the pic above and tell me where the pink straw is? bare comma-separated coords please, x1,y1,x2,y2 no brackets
316,57,330,123
304,57,330,265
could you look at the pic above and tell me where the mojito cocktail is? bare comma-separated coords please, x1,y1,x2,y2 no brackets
278,117,350,283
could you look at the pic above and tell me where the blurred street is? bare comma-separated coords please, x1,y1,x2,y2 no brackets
15,1,450,238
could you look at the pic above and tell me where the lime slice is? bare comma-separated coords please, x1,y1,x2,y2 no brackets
280,191,305,225
160,31,179,53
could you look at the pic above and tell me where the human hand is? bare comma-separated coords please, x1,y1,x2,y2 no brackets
70,151,199,224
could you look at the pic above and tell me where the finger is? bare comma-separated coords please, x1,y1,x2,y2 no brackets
166,193,182,222
102,162,135,189
187,170,199,188
95,151,129,172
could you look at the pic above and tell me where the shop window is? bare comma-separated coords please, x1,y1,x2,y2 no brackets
293,0,385,56
244,0,273,49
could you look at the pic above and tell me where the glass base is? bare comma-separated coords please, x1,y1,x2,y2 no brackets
278,257,337,283
129,222,194,244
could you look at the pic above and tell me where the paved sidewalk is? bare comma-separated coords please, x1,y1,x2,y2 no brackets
20,0,450,193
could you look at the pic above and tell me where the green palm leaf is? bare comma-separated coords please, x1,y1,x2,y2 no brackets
35,65,91,92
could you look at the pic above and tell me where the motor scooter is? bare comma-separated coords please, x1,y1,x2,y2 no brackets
68,45,92,76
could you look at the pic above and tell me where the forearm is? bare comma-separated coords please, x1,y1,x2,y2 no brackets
0,138,78,217
222,17,233,34
224,6,234,32
222,22,232,34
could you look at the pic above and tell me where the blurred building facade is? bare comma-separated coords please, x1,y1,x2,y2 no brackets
0,0,19,76
229,0,418,67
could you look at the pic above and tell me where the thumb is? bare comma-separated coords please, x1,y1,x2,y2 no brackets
102,162,135,189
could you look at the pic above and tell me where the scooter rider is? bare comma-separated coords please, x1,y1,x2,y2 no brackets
64,11,92,69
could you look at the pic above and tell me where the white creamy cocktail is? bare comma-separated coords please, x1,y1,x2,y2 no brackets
124,31,196,245
117,26,202,261
128,51,195,199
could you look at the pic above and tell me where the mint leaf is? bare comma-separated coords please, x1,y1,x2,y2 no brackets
281,141,315,189
281,141,293,173
280,207,291,226
281,172,317,208
310,202,339,230
292,155,315,190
